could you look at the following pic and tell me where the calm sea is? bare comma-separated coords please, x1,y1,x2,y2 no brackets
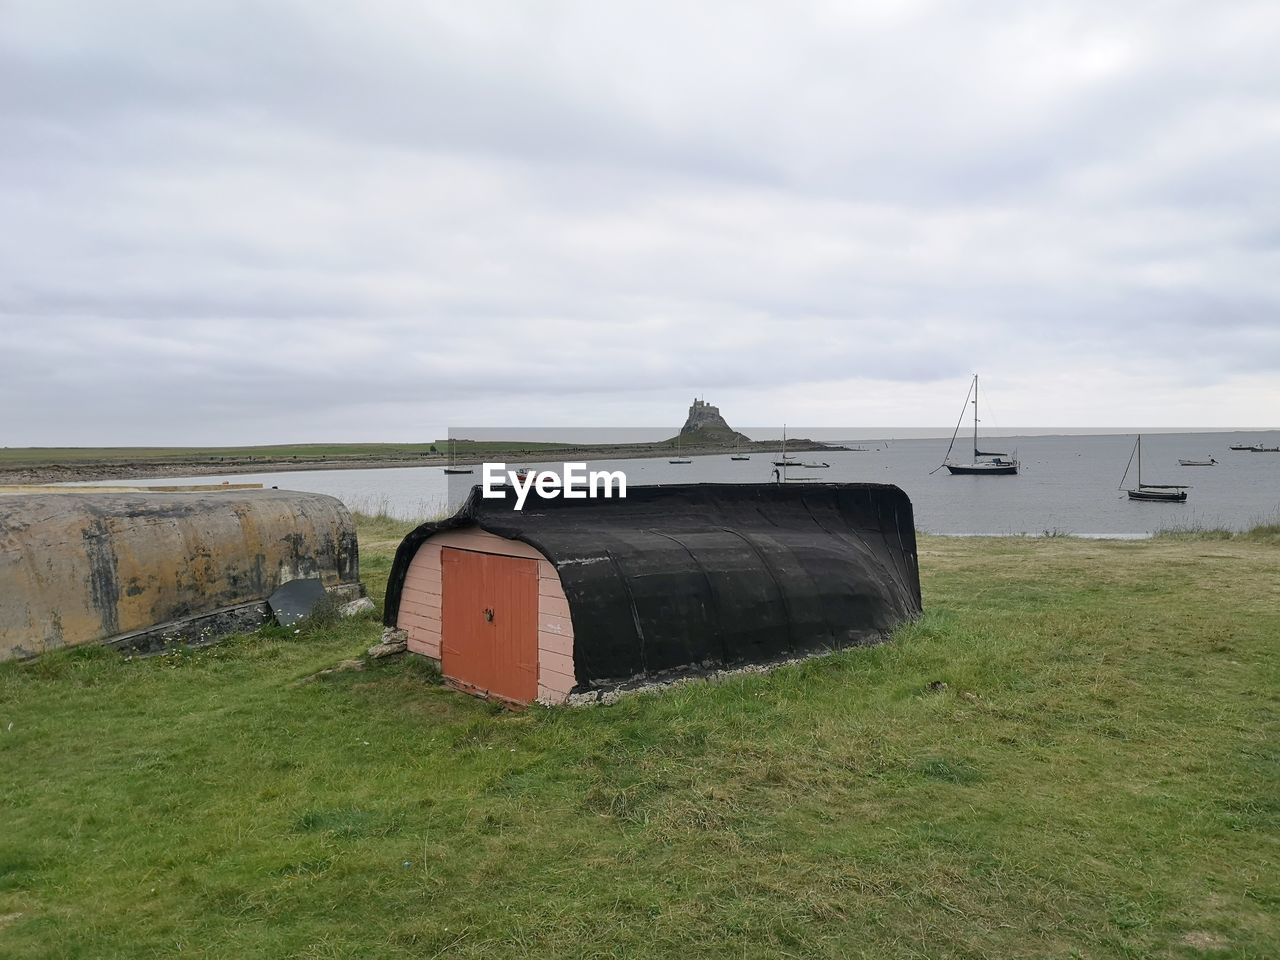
112,430,1280,537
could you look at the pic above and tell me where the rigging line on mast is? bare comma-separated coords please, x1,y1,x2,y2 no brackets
1118,436,1138,491
931,376,976,475
981,385,1006,445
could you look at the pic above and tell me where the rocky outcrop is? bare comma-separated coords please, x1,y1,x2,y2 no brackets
677,398,749,445
682,398,730,432
664,398,837,452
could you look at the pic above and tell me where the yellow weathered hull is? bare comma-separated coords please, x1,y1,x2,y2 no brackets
0,490,359,660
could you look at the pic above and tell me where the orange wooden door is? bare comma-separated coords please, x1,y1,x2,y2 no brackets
440,547,539,703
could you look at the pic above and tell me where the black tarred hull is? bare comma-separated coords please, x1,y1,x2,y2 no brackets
1127,488,1187,502
385,482,923,690
945,463,1018,476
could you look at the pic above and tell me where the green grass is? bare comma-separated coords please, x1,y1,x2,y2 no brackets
0,437,804,474
1154,521,1280,545
0,529,1276,958
347,512,421,608
0,443,437,466
0,440,602,470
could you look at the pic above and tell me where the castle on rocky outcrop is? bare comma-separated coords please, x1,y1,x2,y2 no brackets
669,397,830,451
677,397,748,444
682,398,729,433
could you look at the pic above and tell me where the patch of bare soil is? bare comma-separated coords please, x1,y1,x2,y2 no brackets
1180,931,1228,951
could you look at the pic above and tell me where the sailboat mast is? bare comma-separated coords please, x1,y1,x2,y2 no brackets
972,374,979,460
1137,434,1142,487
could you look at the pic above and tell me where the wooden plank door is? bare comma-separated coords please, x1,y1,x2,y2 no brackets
441,547,539,703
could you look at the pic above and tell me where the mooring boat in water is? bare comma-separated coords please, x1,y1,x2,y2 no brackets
1121,435,1188,502
772,425,800,467
442,438,473,475
938,375,1019,476
1178,457,1216,466
669,433,692,464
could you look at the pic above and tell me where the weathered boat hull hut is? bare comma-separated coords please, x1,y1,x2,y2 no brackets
0,489,360,661
385,483,921,705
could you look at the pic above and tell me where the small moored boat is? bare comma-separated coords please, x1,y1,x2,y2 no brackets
669,434,692,464
1178,457,1216,466
442,439,473,474
1121,435,1188,502
772,426,800,467
937,375,1019,476
1127,486,1187,502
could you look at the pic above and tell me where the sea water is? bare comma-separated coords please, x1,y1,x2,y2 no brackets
101,430,1280,537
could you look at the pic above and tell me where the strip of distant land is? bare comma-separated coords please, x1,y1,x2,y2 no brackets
1,438,840,486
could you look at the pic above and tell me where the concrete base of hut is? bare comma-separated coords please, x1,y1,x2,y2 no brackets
562,632,898,706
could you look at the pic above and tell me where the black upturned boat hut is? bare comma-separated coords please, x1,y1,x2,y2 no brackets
384,483,921,704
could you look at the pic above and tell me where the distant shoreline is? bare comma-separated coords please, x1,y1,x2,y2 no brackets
1,439,840,486
3,428,1275,487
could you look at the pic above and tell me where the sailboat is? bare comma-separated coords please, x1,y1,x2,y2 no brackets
669,431,692,464
730,434,750,461
772,425,800,467
1121,435,1188,502
940,375,1019,475
442,438,473,475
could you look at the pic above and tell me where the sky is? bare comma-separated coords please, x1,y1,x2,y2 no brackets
2,0,1278,446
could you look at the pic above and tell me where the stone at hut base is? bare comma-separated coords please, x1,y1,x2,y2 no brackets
367,627,408,659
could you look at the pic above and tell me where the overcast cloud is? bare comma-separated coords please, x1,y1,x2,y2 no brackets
2,0,1278,445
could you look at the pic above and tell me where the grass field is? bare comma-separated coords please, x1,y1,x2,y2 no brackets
1,521,1276,958
0,436,806,477
0,441,581,469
